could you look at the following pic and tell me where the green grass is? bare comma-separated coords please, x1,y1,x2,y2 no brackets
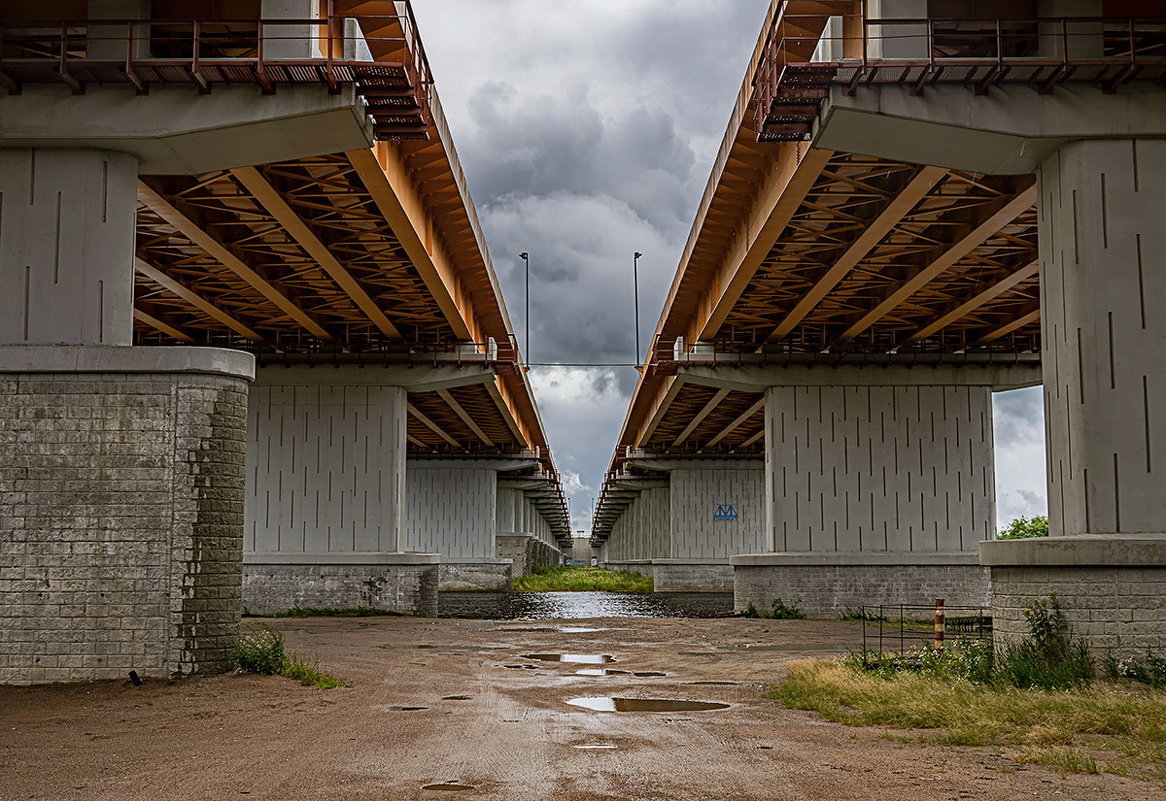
771,659,1166,781
233,625,350,689
510,565,653,592
267,606,400,618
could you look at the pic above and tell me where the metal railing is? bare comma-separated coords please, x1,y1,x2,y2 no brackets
858,602,992,661
753,12,1166,142
0,3,434,139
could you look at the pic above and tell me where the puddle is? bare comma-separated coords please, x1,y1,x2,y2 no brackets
574,668,630,676
521,653,614,664
573,744,619,750
421,783,474,791
442,695,472,701
503,664,540,670
388,706,429,712
500,627,557,633
633,671,666,677
557,626,609,633
566,697,730,712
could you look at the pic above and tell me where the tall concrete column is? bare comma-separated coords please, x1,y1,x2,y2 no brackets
984,140,1166,657
0,149,137,346
242,367,441,616
261,0,322,59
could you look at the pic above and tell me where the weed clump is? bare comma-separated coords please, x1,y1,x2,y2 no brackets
232,626,349,689
770,597,805,620
996,595,1092,690
742,598,805,619
1103,650,1166,688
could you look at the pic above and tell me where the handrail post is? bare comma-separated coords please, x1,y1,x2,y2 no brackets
927,16,933,67
861,0,868,67
191,19,199,74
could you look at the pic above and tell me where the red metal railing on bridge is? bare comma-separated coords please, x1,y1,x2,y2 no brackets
753,12,1166,142
0,2,434,140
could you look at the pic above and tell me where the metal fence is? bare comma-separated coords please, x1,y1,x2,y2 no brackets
858,601,992,660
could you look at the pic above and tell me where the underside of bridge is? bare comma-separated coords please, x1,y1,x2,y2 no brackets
0,1,568,685
596,0,1166,645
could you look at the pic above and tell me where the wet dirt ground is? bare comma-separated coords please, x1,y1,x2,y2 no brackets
1,616,1161,801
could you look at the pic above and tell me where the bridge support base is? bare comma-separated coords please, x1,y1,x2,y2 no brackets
983,537,1166,658
242,552,439,617
0,346,254,684
732,553,989,617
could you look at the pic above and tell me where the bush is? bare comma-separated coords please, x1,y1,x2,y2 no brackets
232,625,349,689
770,597,806,620
996,595,1093,690
997,515,1049,540
233,626,288,675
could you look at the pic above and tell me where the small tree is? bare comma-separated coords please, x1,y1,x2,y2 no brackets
997,515,1049,540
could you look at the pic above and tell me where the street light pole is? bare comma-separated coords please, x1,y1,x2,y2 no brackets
633,251,642,365
519,252,530,365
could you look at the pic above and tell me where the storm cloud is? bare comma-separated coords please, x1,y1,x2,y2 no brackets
411,1,1048,531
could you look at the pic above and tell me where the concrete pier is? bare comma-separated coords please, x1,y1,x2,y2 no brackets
983,140,1166,657
734,376,1005,615
599,461,764,591
0,347,254,684
655,364,1036,616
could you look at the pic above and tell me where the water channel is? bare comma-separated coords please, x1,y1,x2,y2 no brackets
438,591,734,619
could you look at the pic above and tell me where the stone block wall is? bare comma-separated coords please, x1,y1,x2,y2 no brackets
991,566,1166,658
653,563,734,592
496,535,530,577
0,370,249,684
734,564,991,617
243,562,438,617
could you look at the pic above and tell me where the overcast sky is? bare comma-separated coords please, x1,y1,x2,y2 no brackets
410,0,1048,533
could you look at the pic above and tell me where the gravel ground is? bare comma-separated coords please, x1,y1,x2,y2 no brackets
1,615,1161,800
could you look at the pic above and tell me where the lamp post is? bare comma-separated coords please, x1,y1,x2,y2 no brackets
633,251,642,365
519,251,530,364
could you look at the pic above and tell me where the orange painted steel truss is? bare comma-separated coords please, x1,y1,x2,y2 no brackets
135,156,451,350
